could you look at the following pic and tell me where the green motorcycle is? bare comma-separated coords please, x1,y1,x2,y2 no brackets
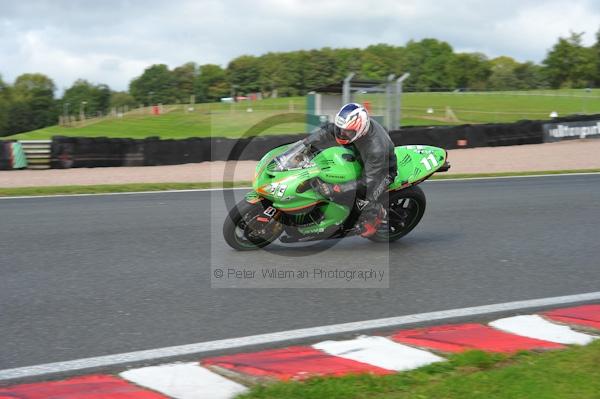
223,141,449,250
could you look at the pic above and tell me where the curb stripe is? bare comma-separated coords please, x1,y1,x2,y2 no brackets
391,323,564,353
544,305,600,330
202,346,392,380
313,335,444,371
489,315,597,345
120,363,247,399
1,304,600,398
0,374,168,398
2,291,600,381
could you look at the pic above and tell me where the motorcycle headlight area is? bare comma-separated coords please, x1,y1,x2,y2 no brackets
274,154,314,171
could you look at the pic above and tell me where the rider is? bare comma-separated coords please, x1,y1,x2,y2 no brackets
303,103,397,237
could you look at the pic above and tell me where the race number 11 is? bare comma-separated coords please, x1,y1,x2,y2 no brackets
420,154,439,171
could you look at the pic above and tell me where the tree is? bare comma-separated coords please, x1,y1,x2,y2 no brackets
172,62,198,102
364,44,404,78
487,56,520,90
0,75,11,136
593,27,600,87
61,79,111,118
227,55,261,94
12,73,56,99
129,64,178,105
403,39,456,90
195,64,229,102
301,49,338,91
7,73,57,134
360,51,389,80
543,32,596,88
449,52,491,90
514,62,547,89
258,52,303,97
110,91,137,109
331,47,363,81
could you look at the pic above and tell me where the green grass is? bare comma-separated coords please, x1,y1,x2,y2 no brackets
1,169,599,197
7,89,600,140
237,340,600,399
372,89,600,125
9,98,309,140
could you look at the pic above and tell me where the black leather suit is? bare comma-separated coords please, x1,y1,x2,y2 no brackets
303,119,397,203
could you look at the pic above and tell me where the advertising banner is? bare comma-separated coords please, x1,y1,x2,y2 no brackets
543,120,600,142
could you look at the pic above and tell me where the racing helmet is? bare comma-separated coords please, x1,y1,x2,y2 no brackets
334,103,370,144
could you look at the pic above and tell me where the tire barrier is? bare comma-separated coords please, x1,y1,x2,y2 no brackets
5,113,594,169
0,141,10,170
389,120,544,150
50,136,145,168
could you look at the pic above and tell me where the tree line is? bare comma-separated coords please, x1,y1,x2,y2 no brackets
1,31,600,136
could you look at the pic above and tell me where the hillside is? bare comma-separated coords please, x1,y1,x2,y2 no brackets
8,90,600,140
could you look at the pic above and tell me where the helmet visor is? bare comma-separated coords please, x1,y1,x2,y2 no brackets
338,128,357,141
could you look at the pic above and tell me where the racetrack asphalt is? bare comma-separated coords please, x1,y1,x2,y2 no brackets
1,174,599,370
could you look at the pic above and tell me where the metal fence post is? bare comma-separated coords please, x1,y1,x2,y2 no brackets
342,73,355,105
386,74,396,129
396,73,410,129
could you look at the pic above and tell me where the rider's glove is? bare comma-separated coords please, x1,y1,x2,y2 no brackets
312,178,341,201
358,201,386,237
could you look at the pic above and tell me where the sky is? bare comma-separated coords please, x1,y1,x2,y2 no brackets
1,0,599,92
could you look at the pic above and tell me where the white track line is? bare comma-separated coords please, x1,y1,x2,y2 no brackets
120,362,247,399
429,171,600,182
2,291,600,381
2,171,599,200
0,187,252,200
489,315,597,345
313,335,443,371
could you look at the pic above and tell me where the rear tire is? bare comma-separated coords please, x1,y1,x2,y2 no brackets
223,200,282,251
368,185,426,243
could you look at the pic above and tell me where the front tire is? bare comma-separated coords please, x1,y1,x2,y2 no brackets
223,200,283,251
368,185,426,243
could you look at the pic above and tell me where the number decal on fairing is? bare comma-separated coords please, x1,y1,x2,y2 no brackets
277,185,287,197
263,206,277,217
420,153,439,171
268,183,288,198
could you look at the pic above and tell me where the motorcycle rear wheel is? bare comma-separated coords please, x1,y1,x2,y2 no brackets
368,185,426,243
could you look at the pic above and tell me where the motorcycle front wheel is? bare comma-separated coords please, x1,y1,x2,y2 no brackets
223,200,283,251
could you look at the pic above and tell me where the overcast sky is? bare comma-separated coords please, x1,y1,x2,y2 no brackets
1,0,599,92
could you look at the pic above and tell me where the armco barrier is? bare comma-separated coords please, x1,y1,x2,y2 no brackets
19,113,596,169
19,140,52,169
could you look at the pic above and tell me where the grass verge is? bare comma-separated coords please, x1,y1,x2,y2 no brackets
1,169,599,197
238,340,600,399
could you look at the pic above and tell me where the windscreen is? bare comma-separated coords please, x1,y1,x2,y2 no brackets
273,141,314,171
